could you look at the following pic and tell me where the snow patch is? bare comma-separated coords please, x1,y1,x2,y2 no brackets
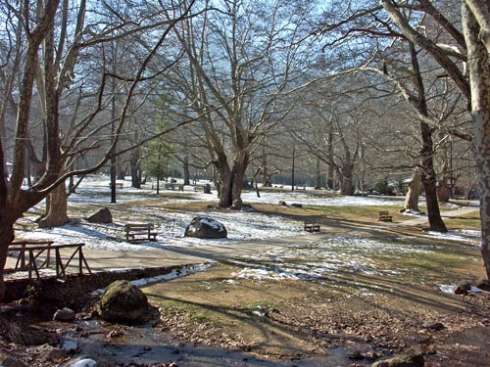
91,263,213,297
426,229,481,243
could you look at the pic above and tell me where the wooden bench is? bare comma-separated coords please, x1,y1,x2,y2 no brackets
378,211,393,222
304,222,320,233
7,242,91,279
125,223,158,242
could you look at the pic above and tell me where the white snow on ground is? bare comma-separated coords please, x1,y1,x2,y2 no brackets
18,209,304,251
68,174,405,207
426,229,481,243
91,263,213,296
131,263,213,287
231,235,436,281
438,284,482,294
239,191,405,207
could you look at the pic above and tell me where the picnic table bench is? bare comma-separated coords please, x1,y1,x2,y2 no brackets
125,223,158,242
378,210,393,222
304,222,320,233
7,241,91,280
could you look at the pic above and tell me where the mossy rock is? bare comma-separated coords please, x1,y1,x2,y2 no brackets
99,281,150,324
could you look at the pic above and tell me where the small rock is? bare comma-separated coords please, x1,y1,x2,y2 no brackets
106,329,124,339
349,350,364,360
53,307,76,322
455,280,472,294
291,203,303,208
4,323,54,346
363,351,379,361
278,200,288,206
61,338,79,353
422,322,445,331
46,347,68,361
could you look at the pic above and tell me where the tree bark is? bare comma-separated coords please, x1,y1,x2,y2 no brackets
463,3,490,278
291,145,296,192
130,149,141,189
315,157,322,189
216,151,249,209
38,181,69,228
404,168,422,212
420,122,447,232
340,162,354,195
183,154,190,186
0,222,15,301
408,42,447,232
327,131,334,189
261,148,272,187
231,152,249,209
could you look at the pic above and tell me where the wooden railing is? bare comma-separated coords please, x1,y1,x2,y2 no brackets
7,242,92,280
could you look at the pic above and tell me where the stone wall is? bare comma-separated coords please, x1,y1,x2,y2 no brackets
4,264,199,308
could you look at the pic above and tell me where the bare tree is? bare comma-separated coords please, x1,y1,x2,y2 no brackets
165,0,310,208
0,0,197,299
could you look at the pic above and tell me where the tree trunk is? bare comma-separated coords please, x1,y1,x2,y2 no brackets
262,148,272,187
404,168,422,212
420,122,447,232
183,154,190,186
0,222,15,301
156,177,160,195
216,152,249,209
407,41,447,232
327,130,334,189
117,165,126,180
218,170,233,208
291,145,295,192
340,163,354,195
231,153,249,209
463,3,490,278
39,182,69,228
130,149,141,189
315,157,322,189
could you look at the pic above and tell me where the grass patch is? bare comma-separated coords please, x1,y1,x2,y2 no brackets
444,210,481,230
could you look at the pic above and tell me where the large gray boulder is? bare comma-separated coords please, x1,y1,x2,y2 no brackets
86,207,112,224
98,280,150,323
184,216,227,239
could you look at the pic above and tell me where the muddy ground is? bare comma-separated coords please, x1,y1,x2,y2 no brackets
1,188,488,366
